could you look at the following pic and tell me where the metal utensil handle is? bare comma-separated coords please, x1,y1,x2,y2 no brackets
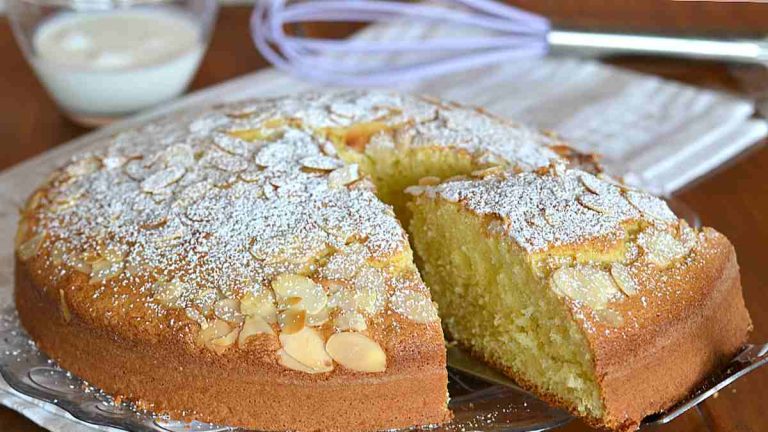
548,30,768,64
646,343,768,425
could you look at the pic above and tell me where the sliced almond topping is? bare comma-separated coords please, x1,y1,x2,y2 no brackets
65,157,101,177
17,232,45,261
15,219,30,249
50,241,68,265
637,228,688,267
152,279,186,309
579,172,609,195
206,151,249,173
240,291,278,323
610,263,638,296
352,267,387,315
59,289,71,323
196,319,231,348
333,310,367,331
88,258,124,284
213,132,249,156
319,244,368,280
272,274,327,314
277,349,320,374
209,326,240,354
470,166,503,178
306,307,329,327
328,164,360,189
418,176,441,186
70,258,92,274
578,194,612,215
25,190,46,213
624,191,676,222
279,327,333,372
325,332,386,373
97,243,126,263
300,155,342,171
214,298,244,324
389,291,439,323
193,289,219,314
153,143,194,168
185,307,207,326
238,314,275,347
278,307,307,334
403,185,426,196
551,266,621,310
140,166,186,194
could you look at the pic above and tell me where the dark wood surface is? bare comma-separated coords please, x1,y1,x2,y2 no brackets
1,3,767,431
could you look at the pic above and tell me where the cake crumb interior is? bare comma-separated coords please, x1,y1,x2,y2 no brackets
408,199,604,418
330,128,605,419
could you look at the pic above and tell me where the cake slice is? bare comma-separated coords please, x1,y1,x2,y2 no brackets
406,166,752,431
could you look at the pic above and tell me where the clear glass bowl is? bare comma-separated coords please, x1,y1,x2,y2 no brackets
7,0,218,127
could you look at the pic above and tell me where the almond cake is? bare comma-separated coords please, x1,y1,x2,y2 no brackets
14,91,751,432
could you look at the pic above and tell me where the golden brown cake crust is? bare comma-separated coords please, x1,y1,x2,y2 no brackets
453,230,751,432
585,229,752,431
15,258,451,431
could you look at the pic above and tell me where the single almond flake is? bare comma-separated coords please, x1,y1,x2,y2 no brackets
65,157,101,178
213,132,250,156
579,172,609,195
272,274,327,314
300,155,342,171
610,263,638,296
141,166,186,194
18,232,45,261
578,194,612,215
328,164,360,188
278,307,307,334
326,332,386,373
306,307,330,327
240,291,278,323
277,349,324,374
209,326,240,354
353,267,387,315
15,219,30,249
389,291,439,323
333,310,367,331
238,315,275,347
595,309,624,327
418,176,441,186
152,279,187,308
214,298,244,324
638,228,688,267
196,319,231,348
88,259,124,284
550,266,620,310
279,327,333,372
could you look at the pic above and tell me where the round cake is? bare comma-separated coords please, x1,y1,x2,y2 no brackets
14,91,751,431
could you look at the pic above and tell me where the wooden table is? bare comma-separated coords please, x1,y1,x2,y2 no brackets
1,4,767,432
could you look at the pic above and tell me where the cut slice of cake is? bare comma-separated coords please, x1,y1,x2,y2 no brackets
406,166,752,431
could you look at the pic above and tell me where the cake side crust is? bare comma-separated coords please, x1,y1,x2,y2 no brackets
15,259,451,432
585,230,752,431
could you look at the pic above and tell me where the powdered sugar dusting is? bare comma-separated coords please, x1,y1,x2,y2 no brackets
223,90,563,170
418,168,677,252
29,101,408,304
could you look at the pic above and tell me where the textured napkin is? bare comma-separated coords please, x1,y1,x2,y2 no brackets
0,18,765,432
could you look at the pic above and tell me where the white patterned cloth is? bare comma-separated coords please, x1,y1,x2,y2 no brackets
0,18,764,432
